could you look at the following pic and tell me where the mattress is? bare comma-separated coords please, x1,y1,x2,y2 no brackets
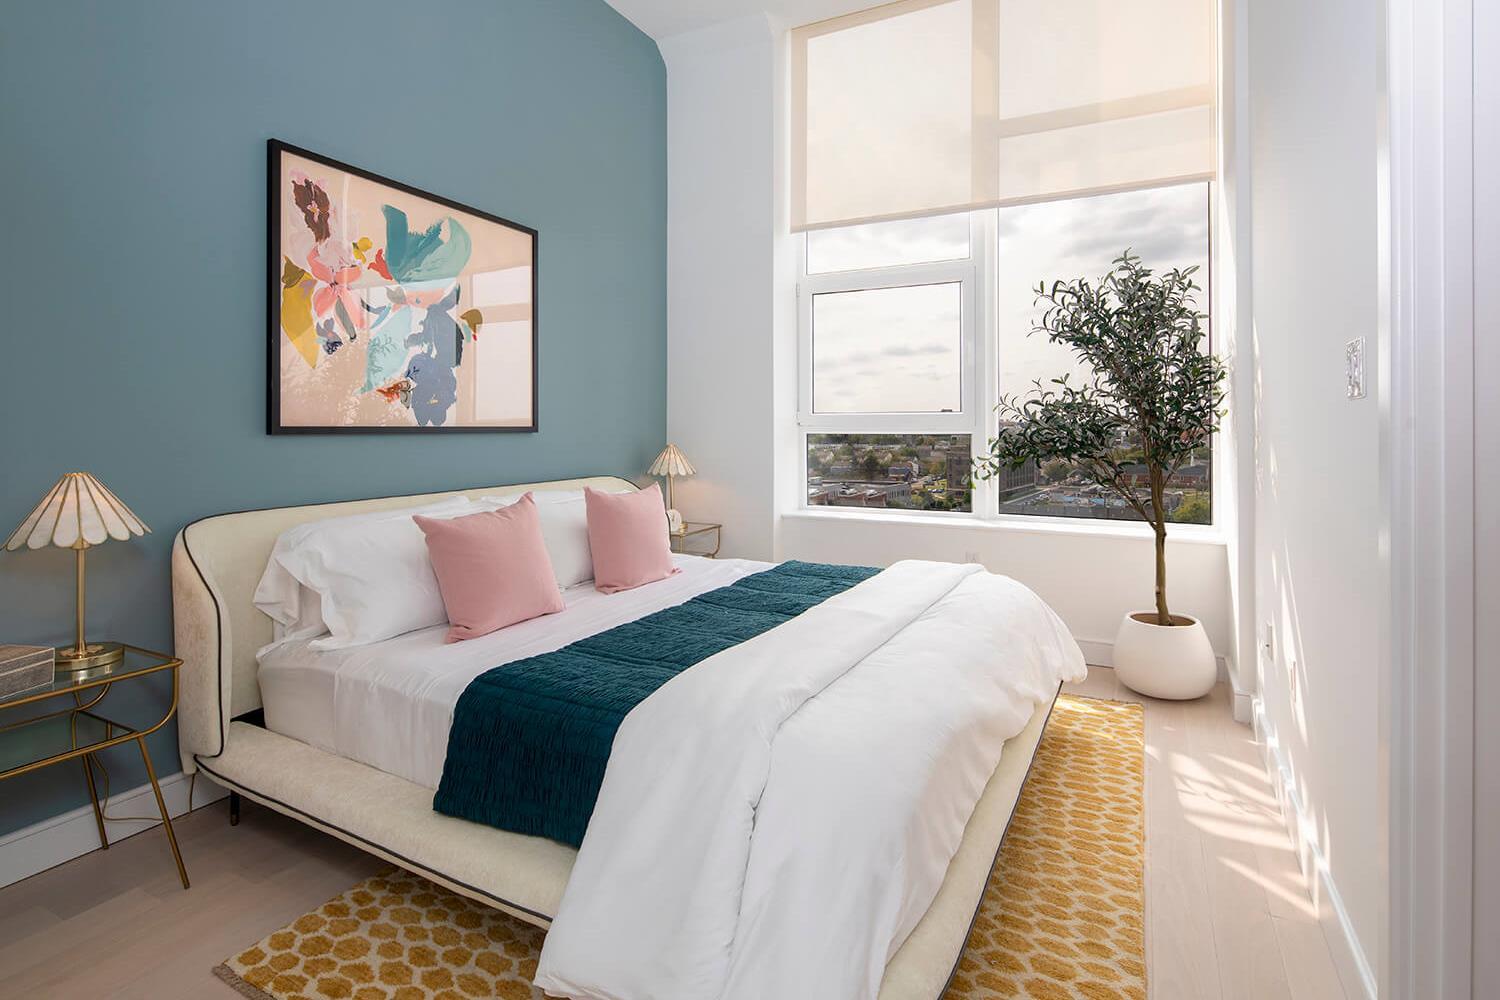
257,554,772,789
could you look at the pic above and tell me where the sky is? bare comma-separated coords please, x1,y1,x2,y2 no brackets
808,183,1211,414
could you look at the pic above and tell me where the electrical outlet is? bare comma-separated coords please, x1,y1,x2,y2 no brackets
1346,337,1366,399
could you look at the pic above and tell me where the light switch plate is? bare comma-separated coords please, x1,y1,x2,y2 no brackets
1346,337,1367,399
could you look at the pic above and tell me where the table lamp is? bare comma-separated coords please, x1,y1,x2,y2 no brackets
648,444,696,535
4,472,150,672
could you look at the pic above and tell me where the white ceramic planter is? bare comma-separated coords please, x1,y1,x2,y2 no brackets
1112,610,1216,700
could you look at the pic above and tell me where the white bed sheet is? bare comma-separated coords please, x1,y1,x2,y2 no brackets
257,554,771,790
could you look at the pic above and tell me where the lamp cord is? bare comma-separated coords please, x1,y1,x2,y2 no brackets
85,753,201,825
86,754,160,823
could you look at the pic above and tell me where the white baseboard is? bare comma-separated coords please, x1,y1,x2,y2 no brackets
1251,698,1377,1000
1228,670,1254,724
1075,636,1232,683
1074,638,1117,667
0,769,227,890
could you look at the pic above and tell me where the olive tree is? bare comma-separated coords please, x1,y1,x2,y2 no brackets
977,252,1227,625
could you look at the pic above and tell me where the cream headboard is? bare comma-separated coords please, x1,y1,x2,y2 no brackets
170,476,638,773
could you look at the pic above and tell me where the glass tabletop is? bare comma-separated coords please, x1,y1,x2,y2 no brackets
2,644,179,709
0,711,118,775
676,522,721,537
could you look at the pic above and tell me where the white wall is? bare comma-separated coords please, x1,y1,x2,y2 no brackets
782,513,1231,666
660,16,777,561
1473,0,1498,988
1218,0,1258,707
1247,0,1385,993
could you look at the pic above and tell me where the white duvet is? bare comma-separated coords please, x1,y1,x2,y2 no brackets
535,560,1086,1000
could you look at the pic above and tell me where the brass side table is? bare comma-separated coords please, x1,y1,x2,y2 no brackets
0,644,189,888
670,522,722,558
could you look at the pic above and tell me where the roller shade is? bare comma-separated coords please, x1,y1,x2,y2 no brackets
791,0,1216,232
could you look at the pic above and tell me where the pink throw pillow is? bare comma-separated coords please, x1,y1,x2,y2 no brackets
584,484,679,594
415,494,565,643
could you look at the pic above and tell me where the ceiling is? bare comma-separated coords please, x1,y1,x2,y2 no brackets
603,0,872,39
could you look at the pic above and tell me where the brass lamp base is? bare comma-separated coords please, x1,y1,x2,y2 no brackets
55,642,124,677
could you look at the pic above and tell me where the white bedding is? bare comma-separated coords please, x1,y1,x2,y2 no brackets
257,554,771,789
536,560,1087,1000
260,554,1086,1000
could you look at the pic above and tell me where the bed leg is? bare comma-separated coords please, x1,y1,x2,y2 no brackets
229,791,241,826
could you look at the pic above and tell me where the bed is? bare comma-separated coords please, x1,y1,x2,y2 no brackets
172,476,1085,1000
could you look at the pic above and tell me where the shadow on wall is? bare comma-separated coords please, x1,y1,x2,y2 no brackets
1250,318,1363,985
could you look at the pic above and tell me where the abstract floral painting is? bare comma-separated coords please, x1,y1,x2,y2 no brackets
269,140,537,433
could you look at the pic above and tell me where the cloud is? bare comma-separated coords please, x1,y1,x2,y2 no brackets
818,339,954,371
879,342,951,358
808,213,970,272
1064,226,1203,271
992,181,1211,396
810,182,1210,412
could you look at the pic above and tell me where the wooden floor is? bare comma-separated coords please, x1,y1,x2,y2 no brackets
0,667,1347,1000
1063,668,1351,1000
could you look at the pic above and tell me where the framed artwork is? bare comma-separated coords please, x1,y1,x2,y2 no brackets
268,139,538,433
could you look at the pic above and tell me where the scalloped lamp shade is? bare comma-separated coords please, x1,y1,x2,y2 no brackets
648,445,695,532
5,472,149,551
4,473,149,673
647,444,696,479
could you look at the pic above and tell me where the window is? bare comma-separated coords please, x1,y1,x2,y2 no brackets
993,184,1213,525
798,182,1214,526
812,283,964,414
791,0,1218,526
799,214,977,437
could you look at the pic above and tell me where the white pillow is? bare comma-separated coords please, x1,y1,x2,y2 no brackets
480,488,629,590
254,496,475,650
270,583,330,645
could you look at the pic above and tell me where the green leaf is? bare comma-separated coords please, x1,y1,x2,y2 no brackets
975,250,1228,614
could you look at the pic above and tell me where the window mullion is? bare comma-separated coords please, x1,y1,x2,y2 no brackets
794,182,1216,526
973,208,999,521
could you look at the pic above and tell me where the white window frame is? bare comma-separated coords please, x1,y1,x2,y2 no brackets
796,244,979,433
795,185,1219,530
797,213,984,517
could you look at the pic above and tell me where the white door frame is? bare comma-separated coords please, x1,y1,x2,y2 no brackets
1382,0,1476,996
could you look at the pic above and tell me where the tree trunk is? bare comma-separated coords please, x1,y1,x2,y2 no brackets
1154,523,1170,625
1148,466,1171,624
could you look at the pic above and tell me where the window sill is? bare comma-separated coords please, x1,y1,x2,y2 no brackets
780,507,1227,546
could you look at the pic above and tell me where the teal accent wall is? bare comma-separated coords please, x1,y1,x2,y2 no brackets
0,1,665,836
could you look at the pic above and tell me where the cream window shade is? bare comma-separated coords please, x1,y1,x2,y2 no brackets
791,0,1216,232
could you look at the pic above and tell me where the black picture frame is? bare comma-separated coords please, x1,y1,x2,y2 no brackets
267,139,539,434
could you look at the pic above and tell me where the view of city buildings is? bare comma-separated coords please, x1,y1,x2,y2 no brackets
996,453,1211,523
806,432,1211,523
806,434,974,512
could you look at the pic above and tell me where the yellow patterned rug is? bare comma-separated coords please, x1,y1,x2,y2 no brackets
213,695,1144,1000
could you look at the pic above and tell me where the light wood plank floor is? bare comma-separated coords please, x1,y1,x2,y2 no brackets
0,667,1345,999
1063,668,1349,1000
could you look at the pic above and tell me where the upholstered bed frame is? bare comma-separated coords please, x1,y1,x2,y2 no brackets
171,475,1055,1000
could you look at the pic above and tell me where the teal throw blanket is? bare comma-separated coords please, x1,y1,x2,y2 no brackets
432,561,879,847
